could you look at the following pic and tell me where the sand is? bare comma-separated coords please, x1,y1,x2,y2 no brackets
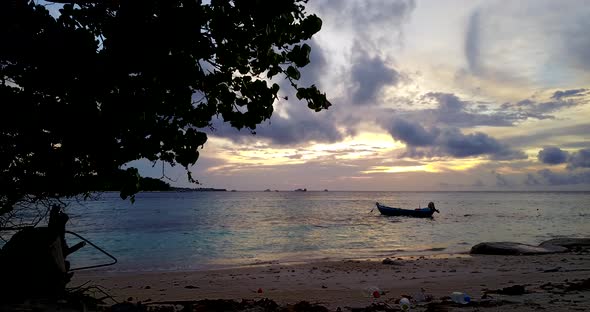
72,251,590,311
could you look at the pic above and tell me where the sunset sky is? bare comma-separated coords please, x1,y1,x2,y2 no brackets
134,0,590,191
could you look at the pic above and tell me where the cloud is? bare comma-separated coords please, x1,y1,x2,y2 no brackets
537,147,568,165
504,124,590,148
314,0,415,40
208,107,344,146
568,148,590,169
351,49,400,105
535,147,590,169
564,14,590,71
551,88,588,100
297,39,327,89
465,11,481,74
462,1,590,86
386,90,587,131
472,179,485,187
389,118,438,146
351,0,415,27
386,120,526,160
204,38,349,146
538,169,590,185
500,93,588,121
513,99,579,119
422,92,514,127
524,173,541,185
437,128,526,160
495,172,510,187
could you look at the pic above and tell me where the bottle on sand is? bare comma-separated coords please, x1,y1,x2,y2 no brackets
450,292,470,304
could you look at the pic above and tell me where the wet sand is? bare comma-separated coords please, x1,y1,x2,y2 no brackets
73,251,590,311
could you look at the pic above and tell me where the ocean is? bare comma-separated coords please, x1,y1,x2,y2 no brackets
62,191,589,272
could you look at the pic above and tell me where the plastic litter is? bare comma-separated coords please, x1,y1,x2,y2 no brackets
450,292,470,304
372,290,380,298
399,297,411,311
362,286,382,298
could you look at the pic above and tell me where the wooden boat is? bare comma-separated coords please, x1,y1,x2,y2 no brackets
375,202,439,218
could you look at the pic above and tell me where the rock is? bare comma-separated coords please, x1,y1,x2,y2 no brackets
470,242,567,255
539,238,590,250
471,237,590,255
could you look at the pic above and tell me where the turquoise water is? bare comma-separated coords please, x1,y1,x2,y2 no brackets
62,191,590,272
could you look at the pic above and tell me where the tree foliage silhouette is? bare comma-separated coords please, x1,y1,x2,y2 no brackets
0,0,330,219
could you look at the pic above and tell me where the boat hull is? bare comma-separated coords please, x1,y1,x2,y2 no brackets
376,203,435,218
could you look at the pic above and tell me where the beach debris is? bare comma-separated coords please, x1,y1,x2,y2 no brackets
143,299,332,312
449,292,470,304
399,297,411,310
363,286,382,299
486,285,526,296
424,297,516,311
413,288,433,302
382,258,403,265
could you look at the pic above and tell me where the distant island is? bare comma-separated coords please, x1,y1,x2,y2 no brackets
98,176,228,192
294,188,307,192
172,187,227,192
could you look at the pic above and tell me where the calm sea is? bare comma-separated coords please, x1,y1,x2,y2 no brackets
61,191,589,272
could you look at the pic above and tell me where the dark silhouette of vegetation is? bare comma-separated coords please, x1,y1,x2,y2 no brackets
95,172,171,192
138,177,172,191
0,0,330,224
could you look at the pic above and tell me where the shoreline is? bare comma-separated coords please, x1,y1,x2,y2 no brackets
81,249,472,275
73,251,590,311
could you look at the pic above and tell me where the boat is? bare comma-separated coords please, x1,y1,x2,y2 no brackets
375,202,439,218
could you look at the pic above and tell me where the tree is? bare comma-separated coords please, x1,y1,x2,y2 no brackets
0,0,331,227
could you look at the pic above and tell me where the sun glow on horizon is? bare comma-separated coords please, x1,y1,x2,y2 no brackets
205,132,404,172
362,165,438,174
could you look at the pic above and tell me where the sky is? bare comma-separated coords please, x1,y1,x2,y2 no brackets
134,0,590,191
